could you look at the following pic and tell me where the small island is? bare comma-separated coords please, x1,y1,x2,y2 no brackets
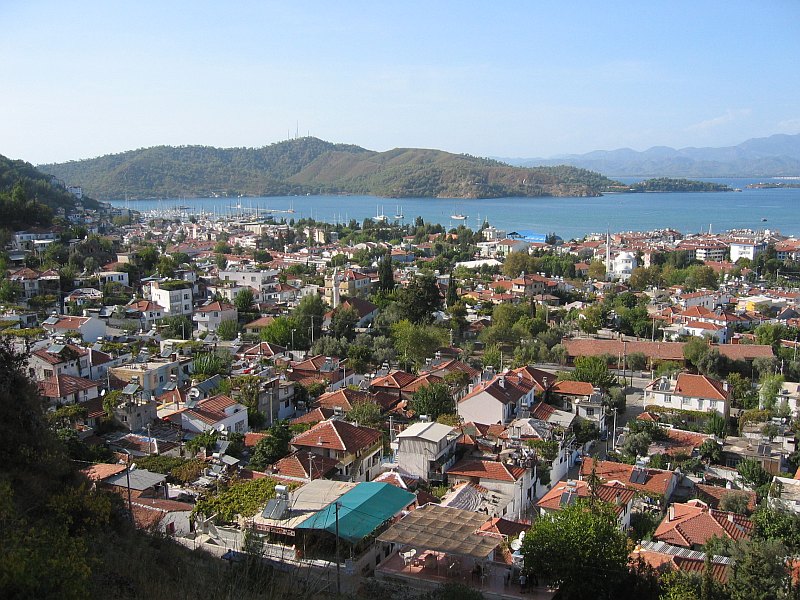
746,182,800,189
605,178,733,193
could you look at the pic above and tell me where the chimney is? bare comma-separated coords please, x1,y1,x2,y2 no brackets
668,505,675,521
498,376,505,388
615,491,621,505
728,513,734,523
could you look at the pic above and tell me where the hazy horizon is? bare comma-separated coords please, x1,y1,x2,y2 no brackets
3,1,799,165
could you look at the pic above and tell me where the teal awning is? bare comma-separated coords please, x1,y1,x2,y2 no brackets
296,482,415,544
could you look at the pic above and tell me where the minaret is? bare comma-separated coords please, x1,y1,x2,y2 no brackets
331,267,341,309
605,230,611,280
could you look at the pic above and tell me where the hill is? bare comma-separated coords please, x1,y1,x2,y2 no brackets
500,133,800,177
38,137,618,200
0,154,103,230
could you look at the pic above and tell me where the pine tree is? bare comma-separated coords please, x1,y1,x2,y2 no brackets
446,272,458,307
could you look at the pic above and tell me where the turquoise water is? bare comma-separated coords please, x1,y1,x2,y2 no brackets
111,177,800,240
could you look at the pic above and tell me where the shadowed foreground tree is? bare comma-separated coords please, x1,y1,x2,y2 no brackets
521,502,630,600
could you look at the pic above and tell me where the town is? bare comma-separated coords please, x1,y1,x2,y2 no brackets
4,178,800,599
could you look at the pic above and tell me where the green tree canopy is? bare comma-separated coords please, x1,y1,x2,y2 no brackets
521,502,629,600
409,382,454,420
568,355,618,390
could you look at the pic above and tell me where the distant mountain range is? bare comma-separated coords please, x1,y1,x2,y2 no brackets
37,138,617,201
498,133,800,177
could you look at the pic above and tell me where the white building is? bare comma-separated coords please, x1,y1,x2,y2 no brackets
193,301,237,335
730,241,767,263
150,280,193,316
98,271,130,287
644,373,731,418
393,421,459,481
457,373,536,426
180,394,249,434
611,251,637,281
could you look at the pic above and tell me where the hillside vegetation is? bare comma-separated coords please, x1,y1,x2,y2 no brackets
0,154,99,229
40,137,618,200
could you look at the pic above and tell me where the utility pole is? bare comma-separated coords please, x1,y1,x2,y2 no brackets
612,408,618,450
334,501,341,595
123,449,134,524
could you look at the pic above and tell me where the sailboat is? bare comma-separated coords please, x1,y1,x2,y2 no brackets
375,206,388,222
450,203,467,221
393,205,404,220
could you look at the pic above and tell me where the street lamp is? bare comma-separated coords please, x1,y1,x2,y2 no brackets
290,328,296,352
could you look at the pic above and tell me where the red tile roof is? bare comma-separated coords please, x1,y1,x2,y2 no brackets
695,484,757,513
580,458,676,498
447,458,525,482
290,407,335,426
654,500,753,548
563,338,773,362
81,462,126,481
673,373,730,401
291,419,381,453
184,394,240,425
551,380,594,396
537,479,635,517
273,451,339,480
38,374,99,399
196,301,235,313
458,373,534,405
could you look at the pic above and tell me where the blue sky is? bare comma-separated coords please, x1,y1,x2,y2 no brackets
2,1,799,164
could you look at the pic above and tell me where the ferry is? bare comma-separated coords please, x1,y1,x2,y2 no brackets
450,213,468,220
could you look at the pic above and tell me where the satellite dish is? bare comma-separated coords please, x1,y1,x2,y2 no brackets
510,539,522,551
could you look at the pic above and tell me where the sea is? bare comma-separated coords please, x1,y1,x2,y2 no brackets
110,177,800,240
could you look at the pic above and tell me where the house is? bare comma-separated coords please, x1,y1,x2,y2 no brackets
322,296,379,330
98,270,130,288
28,342,91,381
313,388,391,417
149,280,193,316
42,315,106,342
243,315,275,336
536,479,635,529
324,268,373,304
239,341,288,363
270,451,340,482
767,475,800,515
580,458,678,507
695,483,757,513
562,338,774,368
392,421,459,482
288,355,357,391
549,380,607,433
290,419,383,482
38,374,100,406
730,241,767,263
457,372,535,426
644,373,731,418
180,393,249,435
654,500,753,550
109,355,193,398
445,458,532,520
503,414,574,485
193,300,237,335
131,498,194,536
632,541,732,584
126,300,165,330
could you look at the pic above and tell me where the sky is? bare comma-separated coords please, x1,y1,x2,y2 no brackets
2,1,799,165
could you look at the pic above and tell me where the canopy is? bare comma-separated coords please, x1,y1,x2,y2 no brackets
296,482,415,544
377,504,502,560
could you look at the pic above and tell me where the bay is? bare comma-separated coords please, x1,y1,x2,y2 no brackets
110,177,800,240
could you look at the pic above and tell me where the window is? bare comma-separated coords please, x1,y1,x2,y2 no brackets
586,408,594,416
664,395,672,403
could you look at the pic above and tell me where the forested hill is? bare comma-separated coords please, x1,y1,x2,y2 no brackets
0,154,102,230
39,137,619,200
